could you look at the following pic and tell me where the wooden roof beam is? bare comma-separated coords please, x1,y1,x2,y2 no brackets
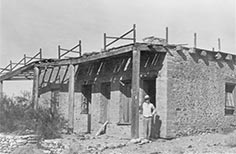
215,52,222,60
200,50,207,56
225,54,233,61
0,62,35,81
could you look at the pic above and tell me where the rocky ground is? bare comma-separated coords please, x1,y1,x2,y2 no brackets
1,131,236,154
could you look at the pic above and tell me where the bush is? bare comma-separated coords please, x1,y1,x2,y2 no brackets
0,92,67,139
225,130,236,147
33,107,67,139
0,94,28,132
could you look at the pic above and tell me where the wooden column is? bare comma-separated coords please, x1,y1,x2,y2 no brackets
32,67,39,110
165,27,168,44
218,38,221,51
194,33,197,48
68,64,75,132
131,46,140,139
0,81,3,102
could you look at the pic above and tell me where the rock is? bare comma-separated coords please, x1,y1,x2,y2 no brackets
129,138,142,144
67,143,84,153
16,139,28,145
80,137,86,140
99,145,108,151
138,139,150,145
187,145,193,148
42,150,51,154
11,145,44,154
107,144,116,149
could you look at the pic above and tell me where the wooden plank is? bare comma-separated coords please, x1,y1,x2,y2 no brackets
106,28,134,47
32,67,39,110
0,81,3,102
131,46,140,139
226,54,233,60
106,36,134,40
68,64,75,132
0,62,35,81
218,38,221,51
36,43,168,68
5,77,33,81
194,33,197,48
166,27,168,44
200,50,207,56
1,44,166,81
215,52,222,59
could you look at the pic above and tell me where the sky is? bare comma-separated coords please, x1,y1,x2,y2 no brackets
0,0,236,96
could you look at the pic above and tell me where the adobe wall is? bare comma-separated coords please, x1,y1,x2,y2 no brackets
37,51,165,138
74,74,133,136
166,48,236,137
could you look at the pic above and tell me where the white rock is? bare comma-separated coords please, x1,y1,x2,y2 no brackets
129,138,142,144
42,150,51,154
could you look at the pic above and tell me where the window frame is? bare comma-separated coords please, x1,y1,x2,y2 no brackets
225,82,236,116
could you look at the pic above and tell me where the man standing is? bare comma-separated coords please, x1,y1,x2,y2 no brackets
142,95,156,140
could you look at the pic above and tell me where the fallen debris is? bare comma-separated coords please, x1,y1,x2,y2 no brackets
95,121,109,136
128,138,151,145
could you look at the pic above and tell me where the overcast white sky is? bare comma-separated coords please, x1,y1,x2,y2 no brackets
0,0,236,96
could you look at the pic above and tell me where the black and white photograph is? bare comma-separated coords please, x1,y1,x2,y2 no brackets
0,0,236,153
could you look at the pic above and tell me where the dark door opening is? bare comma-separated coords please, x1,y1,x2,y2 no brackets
81,84,92,133
143,79,156,107
100,82,111,123
81,84,92,114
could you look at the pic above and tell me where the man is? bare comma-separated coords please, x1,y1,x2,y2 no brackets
142,95,156,140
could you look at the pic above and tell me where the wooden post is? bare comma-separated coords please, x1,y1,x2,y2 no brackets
131,46,140,139
58,45,61,59
133,24,136,44
68,64,75,132
218,38,221,51
0,81,3,103
39,48,42,60
79,40,82,57
10,60,13,71
32,67,39,110
24,54,27,65
194,33,197,48
166,27,168,44
104,33,106,51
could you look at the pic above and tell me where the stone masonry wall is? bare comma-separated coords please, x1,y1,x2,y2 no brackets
38,51,164,138
166,48,236,137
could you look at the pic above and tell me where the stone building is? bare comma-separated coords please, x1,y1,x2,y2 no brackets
1,39,236,139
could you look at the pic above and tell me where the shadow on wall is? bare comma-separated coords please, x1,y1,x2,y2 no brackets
151,114,162,139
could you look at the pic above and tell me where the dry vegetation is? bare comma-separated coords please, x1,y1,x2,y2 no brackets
0,92,67,139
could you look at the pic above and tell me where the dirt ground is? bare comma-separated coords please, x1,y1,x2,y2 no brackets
56,131,236,154
5,130,236,154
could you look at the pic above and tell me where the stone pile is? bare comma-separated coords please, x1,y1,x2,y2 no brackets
0,133,67,154
0,134,38,154
40,139,65,154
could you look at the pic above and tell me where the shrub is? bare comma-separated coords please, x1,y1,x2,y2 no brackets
0,92,67,139
225,130,236,147
33,107,67,139
0,94,26,132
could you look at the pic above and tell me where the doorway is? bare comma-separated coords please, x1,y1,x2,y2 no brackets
81,84,92,114
143,79,156,106
81,84,92,133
